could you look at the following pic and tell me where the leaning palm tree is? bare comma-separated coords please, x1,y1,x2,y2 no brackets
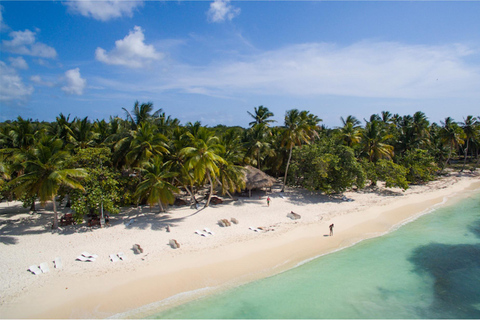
181,128,227,207
9,138,87,229
135,156,179,213
281,109,316,192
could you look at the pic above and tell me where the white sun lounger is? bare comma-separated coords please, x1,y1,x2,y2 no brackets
81,252,98,259
76,255,96,262
28,265,42,275
117,252,127,261
249,226,260,232
110,254,120,262
54,257,63,269
195,230,207,237
125,219,135,226
39,262,50,273
204,228,214,235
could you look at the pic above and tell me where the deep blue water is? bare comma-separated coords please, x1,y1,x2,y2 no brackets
148,190,480,319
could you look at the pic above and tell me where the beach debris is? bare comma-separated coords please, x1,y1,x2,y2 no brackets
210,197,223,205
287,211,301,220
169,239,180,249
204,227,214,235
342,196,354,202
54,257,62,269
117,252,127,261
76,252,98,262
110,254,120,263
125,219,135,227
231,218,239,224
195,230,207,237
218,219,231,227
133,244,143,254
28,265,42,275
166,225,171,232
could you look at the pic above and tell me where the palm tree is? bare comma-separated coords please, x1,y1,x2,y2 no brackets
244,124,273,169
9,138,87,229
70,117,98,149
281,109,315,192
125,122,169,168
361,120,394,162
135,156,179,213
460,116,479,171
338,121,362,148
247,106,276,127
181,128,227,207
440,117,466,167
341,115,361,127
123,101,162,129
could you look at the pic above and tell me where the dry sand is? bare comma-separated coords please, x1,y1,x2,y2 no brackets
1,171,480,319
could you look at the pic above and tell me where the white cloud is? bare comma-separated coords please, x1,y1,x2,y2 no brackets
9,57,28,70
65,0,143,21
159,41,480,100
2,29,57,58
62,68,86,95
0,61,34,105
0,4,8,30
95,26,162,68
207,0,240,23
30,75,55,87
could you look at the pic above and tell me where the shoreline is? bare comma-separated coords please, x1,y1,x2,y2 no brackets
1,172,480,319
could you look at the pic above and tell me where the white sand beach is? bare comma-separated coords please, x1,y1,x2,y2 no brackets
1,171,480,319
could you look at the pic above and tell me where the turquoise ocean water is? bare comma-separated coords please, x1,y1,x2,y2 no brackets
148,190,480,319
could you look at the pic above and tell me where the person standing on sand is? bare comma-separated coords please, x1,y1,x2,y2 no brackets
329,223,334,236
267,196,271,207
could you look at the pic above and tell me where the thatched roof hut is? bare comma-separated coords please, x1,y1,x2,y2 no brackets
244,166,277,194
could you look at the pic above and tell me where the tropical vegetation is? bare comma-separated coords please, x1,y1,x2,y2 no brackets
1,102,479,228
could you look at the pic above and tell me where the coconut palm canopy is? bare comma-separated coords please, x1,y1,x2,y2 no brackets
244,165,277,190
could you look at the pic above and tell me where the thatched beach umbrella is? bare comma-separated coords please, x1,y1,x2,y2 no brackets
244,165,277,197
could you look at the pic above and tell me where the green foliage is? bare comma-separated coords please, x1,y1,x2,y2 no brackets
399,149,439,183
68,148,121,218
362,159,409,190
289,142,365,194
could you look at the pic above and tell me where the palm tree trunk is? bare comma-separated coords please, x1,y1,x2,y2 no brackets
282,146,293,192
157,200,165,213
461,139,469,172
216,179,234,199
174,178,197,206
205,172,214,207
52,195,58,229
445,143,453,168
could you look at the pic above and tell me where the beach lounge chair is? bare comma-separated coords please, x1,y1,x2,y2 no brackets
204,228,214,235
249,226,260,232
76,252,97,262
195,230,207,236
110,254,120,263
54,257,62,269
117,252,127,261
39,262,50,273
28,265,42,275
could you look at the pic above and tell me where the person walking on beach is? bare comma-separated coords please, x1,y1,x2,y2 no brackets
267,196,271,207
329,223,334,236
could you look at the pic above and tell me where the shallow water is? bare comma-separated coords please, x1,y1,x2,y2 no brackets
149,190,480,319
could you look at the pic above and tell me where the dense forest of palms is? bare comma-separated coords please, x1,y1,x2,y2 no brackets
1,102,479,228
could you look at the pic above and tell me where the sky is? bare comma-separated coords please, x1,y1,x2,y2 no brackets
1,0,480,128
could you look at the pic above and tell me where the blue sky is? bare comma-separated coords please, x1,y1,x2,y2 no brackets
1,1,479,128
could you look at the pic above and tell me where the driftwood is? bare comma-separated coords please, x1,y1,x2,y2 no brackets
287,211,301,220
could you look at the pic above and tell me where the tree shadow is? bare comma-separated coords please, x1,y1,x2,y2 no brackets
407,219,480,318
0,236,18,245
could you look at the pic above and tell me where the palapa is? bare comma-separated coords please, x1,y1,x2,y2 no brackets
243,166,277,196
